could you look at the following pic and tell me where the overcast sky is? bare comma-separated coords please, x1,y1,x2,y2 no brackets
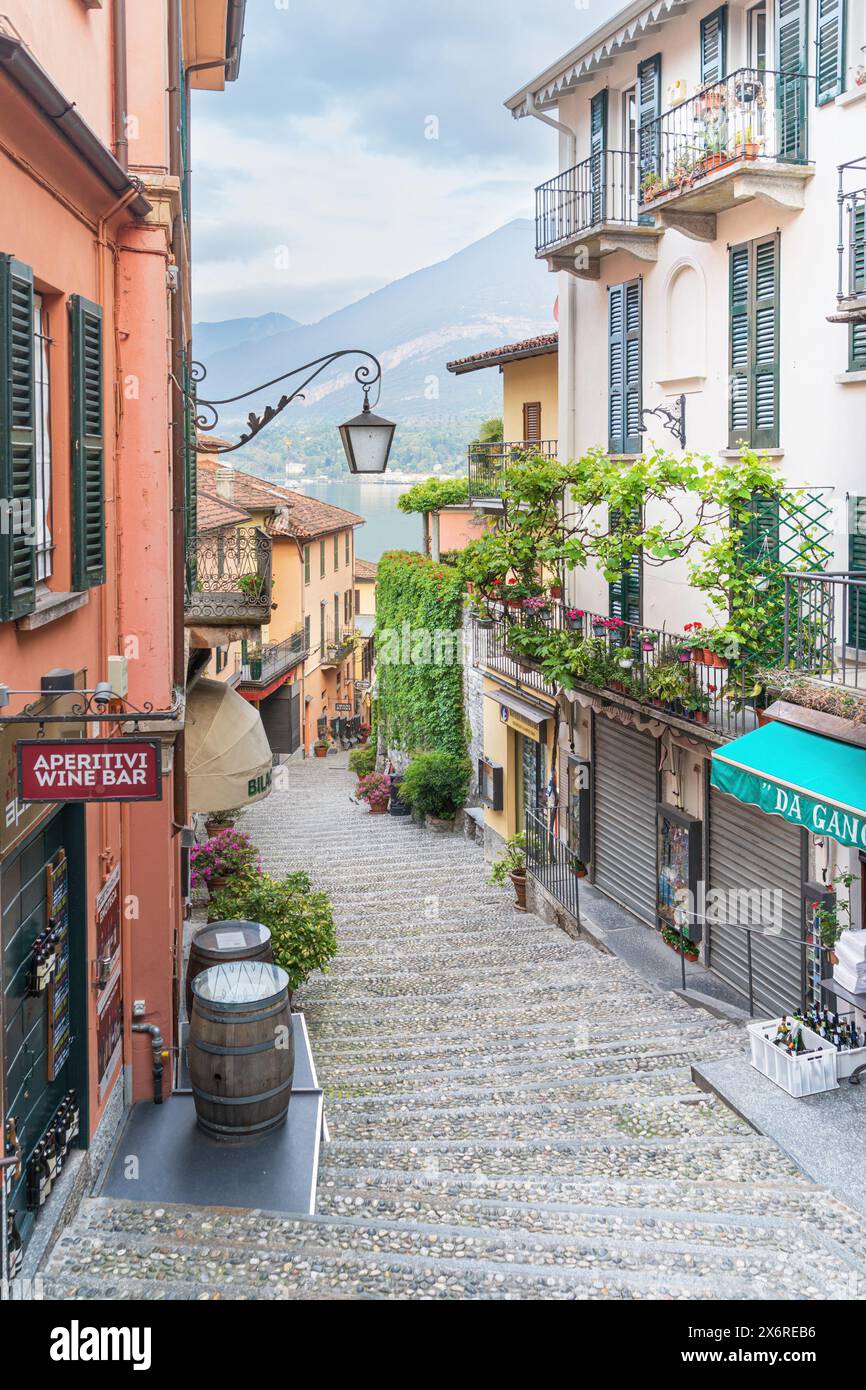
191,0,623,325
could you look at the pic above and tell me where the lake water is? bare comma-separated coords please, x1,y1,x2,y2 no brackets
289,479,425,561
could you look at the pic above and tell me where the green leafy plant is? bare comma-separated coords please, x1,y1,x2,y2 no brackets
208,871,337,993
811,870,858,950
348,745,376,777
238,572,266,600
397,477,470,514
357,771,392,810
645,662,691,705
399,751,472,820
488,832,527,884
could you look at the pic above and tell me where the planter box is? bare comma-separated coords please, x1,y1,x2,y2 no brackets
748,1019,838,1097
835,1044,866,1081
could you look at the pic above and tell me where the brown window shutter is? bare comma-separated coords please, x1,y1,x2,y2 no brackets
523,401,541,442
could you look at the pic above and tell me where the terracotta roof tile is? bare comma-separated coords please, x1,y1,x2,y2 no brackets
446,332,558,374
354,558,378,581
195,455,365,541
196,489,252,533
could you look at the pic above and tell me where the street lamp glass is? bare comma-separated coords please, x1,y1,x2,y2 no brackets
338,400,396,474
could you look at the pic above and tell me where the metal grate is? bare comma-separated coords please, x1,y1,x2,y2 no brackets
525,807,581,923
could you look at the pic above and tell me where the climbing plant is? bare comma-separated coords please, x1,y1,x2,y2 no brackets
375,551,467,756
397,477,469,514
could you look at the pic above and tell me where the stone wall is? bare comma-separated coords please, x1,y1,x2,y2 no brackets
462,604,485,801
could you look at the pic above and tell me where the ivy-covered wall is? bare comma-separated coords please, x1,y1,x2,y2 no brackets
375,551,467,757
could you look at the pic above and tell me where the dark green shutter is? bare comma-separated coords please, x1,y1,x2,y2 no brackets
816,0,845,105
700,6,727,85
0,256,37,620
608,506,642,626
608,280,642,455
589,89,608,224
850,320,866,371
848,497,866,648
728,236,779,449
849,196,865,297
776,0,808,160
69,294,106,590
637,54,661,194
740,493,780,565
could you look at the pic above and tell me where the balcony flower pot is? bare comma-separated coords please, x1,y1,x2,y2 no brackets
571,861,588,879
549,584,562,599
510,871,528,912
618,655,634,670
314,742,329,758
207,875,230,892
695,710,709,726
676,650,692,664
592,621,606,637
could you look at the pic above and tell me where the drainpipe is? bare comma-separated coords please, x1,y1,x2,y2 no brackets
132,1023,167,1103
526,90,577,571
168,0,187,831
112,0,128,170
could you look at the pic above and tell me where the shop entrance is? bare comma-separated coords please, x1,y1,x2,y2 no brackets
2,807,87,1255
515,732,547,828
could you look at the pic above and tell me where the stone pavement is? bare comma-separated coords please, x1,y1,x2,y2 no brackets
43,755,866,1299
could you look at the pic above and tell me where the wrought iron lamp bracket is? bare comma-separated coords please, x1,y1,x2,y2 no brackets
0,688,182,735
176,350,384,455
638,394,686,449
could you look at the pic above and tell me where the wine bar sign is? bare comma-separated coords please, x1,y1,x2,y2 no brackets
17,739,162,803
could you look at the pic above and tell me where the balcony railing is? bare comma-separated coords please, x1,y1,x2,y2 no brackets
319,623,355,667
784,571,866,691
185,526,273,626
236,629,307,687
835,158,866,313
640,68,809,210
536,149,641,253
525,807,582,923
472,601,761,739
468,439,558,501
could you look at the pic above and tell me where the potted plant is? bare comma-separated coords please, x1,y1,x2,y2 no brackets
592,616,607,637
616,645,635,670
645,661,691,712
203,807,240,838
548,583,563,599
682,622,706,662
208,869,337,1002
314,737,330,758
522,594,550,620
357,770,392,813
661,923,700,962
673,641,694,665
238,572,266,603
489,832,528,911
348,744,376,781
702,627,740,669
734,125,760,160
571,859,588,879
683,688,711,724
812,871,858,964
399,751,472,831
190,828,260,893
638,629,657,652
564,607,585,633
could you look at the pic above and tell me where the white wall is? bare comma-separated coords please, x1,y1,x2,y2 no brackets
541,0,866,624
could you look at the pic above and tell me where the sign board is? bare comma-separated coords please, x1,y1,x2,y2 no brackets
95,864,121,982
96,969,123,1101
18,739,162,803
334,702,352,713
499,704,546,744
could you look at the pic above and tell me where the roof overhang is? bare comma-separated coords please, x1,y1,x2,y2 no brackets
0,26,151,217
505,0,693,116
184,0,246,91
447,341,559,375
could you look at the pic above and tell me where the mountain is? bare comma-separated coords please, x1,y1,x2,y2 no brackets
195,220,556,477
193,312,302,361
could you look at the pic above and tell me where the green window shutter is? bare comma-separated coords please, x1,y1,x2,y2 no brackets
589,89,608,224
700,6,727,85
729,242,750,445
849,197,865,297
816,0,845,105
608,284,625,454
776,0,808,159
0,256,37,621
637,53,661,194
740,492,781,566
69,294,105,590
304,544,311,583
752,235,780,449
847,496,866,647
850,320,866,371
623,280,642,454
319,539,325,577
608,506,642,626
728,236,779,449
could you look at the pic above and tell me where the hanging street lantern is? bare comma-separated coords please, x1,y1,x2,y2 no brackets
338,391,396,475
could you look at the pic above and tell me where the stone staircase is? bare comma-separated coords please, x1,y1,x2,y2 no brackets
43,756,866,1300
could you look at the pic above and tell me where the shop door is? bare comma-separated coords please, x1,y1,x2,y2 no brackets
708,787,805,1014
2,809,87,1254
260,684,300,756
592,716,658,924
516,732,547,829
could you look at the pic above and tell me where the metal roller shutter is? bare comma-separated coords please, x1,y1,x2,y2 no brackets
593,716,658,924
260,685,300,756
708,788,804,1014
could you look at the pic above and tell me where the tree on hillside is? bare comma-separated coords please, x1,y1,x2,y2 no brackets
473,417,503,445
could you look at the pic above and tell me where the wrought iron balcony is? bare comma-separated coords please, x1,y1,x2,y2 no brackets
468,439,558,503
784,571,866,692
319,622,356,668
831,159,866,324
472,601,761,739
535,149,663,277
236,629,307,688
640,68,813,240
185,526,273,629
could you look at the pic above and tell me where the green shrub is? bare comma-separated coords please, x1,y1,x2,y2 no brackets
208,870,337,993
399,751,471,820
348,744,376,776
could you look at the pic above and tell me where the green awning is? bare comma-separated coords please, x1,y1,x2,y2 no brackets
711,721,866,849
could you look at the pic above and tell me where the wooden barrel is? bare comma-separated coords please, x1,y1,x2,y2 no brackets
185,920,273,1019
188,962,294,1142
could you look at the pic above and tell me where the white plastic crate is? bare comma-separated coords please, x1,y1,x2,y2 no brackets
748,1019,838,1097
835,1044,866,1081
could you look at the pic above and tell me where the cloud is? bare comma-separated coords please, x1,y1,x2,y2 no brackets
191,0,622,321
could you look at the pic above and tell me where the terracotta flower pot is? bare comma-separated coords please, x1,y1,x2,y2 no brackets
208,875,229,892
695,710,709,725
314,744,328,758
549,585,562,598
828,949,840,966
510,871,528,912
368,802,388,814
